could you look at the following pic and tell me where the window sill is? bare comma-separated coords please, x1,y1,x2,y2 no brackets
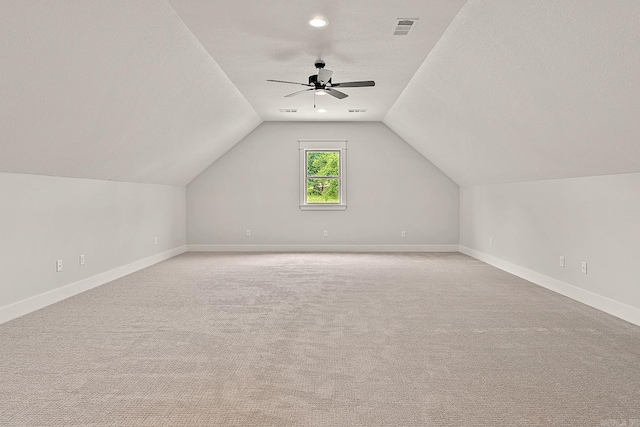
299,204,347,211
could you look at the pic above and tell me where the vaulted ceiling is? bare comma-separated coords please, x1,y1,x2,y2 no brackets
384,0,640,185
1,0,639,186
168,0,466,121
0,1,261,185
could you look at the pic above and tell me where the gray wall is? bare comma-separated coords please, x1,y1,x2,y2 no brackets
0,172,186,308
460,172,640,311
187,122,459,247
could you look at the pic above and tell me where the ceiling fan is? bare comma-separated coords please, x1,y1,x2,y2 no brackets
267,60,375,107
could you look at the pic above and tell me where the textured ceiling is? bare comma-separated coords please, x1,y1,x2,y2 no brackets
167,0,466,121
384,0,640,185
3,0,639,187
0,1,261,185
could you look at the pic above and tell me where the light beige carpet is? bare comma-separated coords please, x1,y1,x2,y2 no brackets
1,252,639,426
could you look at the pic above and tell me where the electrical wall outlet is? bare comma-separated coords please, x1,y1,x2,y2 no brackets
154,236,158,245
559,256,565,267
246,229,251,237
56,260,62,272
401,231,406,238
581,261,587,274
80,254,85,266
323,230,328,237
489,237,493,246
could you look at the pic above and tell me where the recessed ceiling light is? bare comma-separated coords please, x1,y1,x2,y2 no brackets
317,108,327,113
315,89,327,96
309,17,328,28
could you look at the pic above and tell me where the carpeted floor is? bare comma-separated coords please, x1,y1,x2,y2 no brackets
1,252,639,426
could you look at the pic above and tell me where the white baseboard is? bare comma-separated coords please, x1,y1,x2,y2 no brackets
188,244,459,253
0,245,187,325
459,245,640,327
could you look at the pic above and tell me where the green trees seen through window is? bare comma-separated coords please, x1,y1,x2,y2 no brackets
306,151,340,203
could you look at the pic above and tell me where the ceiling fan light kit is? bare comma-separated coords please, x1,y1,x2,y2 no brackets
267,60,375,108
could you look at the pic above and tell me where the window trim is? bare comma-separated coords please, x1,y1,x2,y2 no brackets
299,139,347,211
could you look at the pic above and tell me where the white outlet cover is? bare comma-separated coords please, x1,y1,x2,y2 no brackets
559,256,565,267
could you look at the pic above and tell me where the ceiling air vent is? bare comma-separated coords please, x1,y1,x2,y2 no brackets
348,109,367,113
278,109,298,113
393,18,417,36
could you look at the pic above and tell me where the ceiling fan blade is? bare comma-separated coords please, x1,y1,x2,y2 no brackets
267,79,313,86
285,88,314,97
317,68,333,85
331,80,375,88
325,88,348,99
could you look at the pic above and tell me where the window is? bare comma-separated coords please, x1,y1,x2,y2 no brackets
299,140,347,210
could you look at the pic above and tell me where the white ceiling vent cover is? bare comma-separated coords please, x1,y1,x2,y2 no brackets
393,19,417,36
278,109,298,113
348,109,367,113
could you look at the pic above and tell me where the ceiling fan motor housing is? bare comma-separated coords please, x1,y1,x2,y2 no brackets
308,74,332,87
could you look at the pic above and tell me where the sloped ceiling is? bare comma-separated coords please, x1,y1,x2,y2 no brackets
384,0,640,186
0,1,261,185
3,1,639,187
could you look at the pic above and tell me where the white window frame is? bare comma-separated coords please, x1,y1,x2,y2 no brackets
299,139,347,211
